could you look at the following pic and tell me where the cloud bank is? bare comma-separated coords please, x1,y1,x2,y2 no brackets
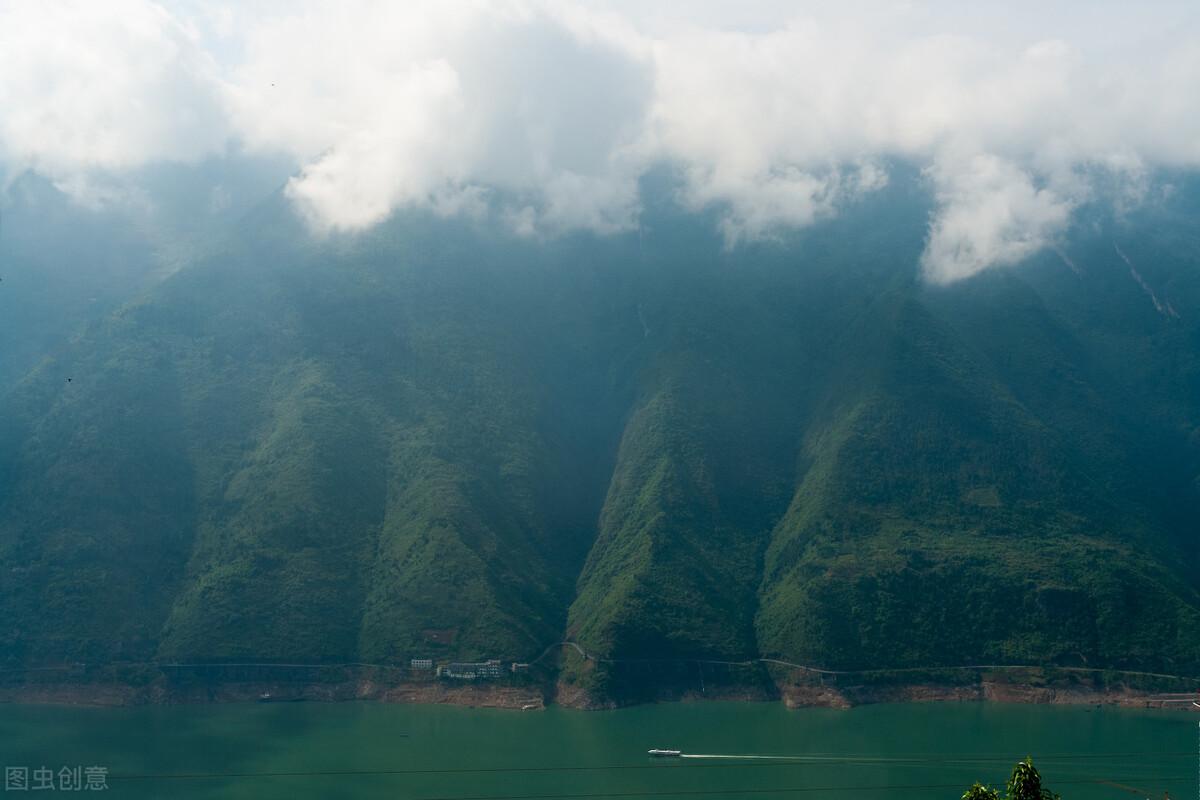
2,0,1198,280
0,0,229,206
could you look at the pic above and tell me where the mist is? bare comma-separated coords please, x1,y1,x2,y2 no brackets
2,0,1198,281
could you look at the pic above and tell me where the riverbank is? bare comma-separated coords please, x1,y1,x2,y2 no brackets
776,679,1200,711
0,678,546,709
2,671,1197,712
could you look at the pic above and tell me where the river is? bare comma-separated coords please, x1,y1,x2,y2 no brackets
0,701,1193,798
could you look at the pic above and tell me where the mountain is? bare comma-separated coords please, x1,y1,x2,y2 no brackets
1,166,1198,701
0,156,294,393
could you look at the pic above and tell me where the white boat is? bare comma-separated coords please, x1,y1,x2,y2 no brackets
647,749,682,757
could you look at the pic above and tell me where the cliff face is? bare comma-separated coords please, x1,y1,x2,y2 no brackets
3,171,1199,702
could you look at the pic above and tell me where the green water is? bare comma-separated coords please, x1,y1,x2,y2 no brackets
0,701,1193,799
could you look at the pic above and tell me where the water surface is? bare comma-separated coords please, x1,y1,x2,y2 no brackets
0,701,1193,798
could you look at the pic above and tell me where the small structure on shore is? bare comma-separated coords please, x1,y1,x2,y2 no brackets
438,659,504,679
410,658,433,670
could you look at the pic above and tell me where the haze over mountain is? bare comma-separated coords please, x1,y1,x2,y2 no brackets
1,2,1199,701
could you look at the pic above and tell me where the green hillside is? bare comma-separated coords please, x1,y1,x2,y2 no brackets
2,169,1198,700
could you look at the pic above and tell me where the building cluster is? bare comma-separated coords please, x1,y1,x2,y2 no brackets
439,659,504,679
408,657,531,680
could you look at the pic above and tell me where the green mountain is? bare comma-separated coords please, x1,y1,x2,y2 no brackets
2,167,1198,700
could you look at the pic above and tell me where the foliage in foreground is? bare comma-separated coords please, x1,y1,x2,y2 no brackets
964,758,1060,800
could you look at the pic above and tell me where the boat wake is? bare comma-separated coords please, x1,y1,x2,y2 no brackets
679,754,804,760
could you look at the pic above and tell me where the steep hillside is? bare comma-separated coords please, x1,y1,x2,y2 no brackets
756,286,1200,673
2,172,1198,700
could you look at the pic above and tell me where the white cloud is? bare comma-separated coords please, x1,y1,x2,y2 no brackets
644,19,1197,276
226,1,652,234
2,0,1199,279
0,0,228,196
920,155,1076,283
278,57,470,232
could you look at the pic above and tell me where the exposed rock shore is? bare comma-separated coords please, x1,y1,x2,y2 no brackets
2,675,1194,713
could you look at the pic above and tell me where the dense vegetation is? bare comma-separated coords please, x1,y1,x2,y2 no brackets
1,167,1198,700
963,757,1060,800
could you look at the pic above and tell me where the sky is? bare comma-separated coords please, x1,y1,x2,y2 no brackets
1,0,1198,282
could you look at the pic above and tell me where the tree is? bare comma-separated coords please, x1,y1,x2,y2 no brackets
1004,757,1060,800
962,757,1060,800
962,783,1000,800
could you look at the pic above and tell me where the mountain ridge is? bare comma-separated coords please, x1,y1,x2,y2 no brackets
2,170,1198,702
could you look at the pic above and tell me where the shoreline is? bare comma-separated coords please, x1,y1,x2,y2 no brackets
776,680,1200,711
1,676,1196,713
0,679,547,710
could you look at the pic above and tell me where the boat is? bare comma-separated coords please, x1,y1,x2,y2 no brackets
647,749,682,757
256,692,303,703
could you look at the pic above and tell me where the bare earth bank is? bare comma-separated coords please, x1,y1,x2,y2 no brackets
1,678,1196,713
